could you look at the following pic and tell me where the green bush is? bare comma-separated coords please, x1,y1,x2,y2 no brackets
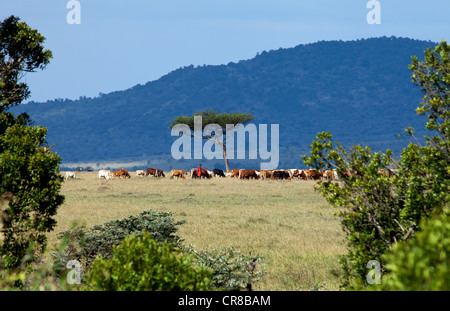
84,232,214,291
0,113,64,268
377,208,450,290
52,209,186,271
183,245,266,291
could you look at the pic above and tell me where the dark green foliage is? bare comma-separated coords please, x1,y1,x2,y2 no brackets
10,37,435,170
169,110,254,130
0,15,52,112
84,232,214,291
301,40,449,288
369,209,450,291
407,40,449,211
0,113,64,268
183,245,266,291
0,15,60,270
53,209,186,269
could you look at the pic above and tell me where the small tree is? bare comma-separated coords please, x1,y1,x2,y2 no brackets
169,110,254,172
0,15,63,269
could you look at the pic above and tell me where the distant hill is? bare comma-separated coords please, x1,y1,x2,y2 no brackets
10,36,435,171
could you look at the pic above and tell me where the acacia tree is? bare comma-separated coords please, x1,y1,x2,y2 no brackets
169,110,254,172
0,15,63,269
301,40,449,288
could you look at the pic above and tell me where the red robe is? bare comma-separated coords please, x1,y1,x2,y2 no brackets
197,166,202,177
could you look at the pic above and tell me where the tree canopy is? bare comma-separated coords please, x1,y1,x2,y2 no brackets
169,110,254,132
0,15,52,112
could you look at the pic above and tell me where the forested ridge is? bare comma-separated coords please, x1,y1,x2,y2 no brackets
10,36,435,170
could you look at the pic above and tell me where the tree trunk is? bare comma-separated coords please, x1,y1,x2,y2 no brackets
223,145,230,172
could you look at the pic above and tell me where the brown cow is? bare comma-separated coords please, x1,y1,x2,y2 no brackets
304,169,321,180
271,170,291,180
114,168,131,179
299,170,307,180
199,169,211,179
225,169,241,178
303,169,313,180
146,168,165,177
239,169,258,180
259,170,273,180
120,169,131,179
191,168,211,179
170,169,188,179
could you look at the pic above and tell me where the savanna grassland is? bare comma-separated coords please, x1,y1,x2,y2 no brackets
49,172,347,291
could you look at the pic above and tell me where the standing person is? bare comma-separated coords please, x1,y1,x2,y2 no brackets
197,164,202,178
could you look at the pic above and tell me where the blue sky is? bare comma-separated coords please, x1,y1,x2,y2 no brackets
1,0,449,103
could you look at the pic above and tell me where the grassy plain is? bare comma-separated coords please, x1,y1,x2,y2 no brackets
49,171,347,291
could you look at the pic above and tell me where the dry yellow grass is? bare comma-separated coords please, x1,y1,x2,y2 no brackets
50,171,347,291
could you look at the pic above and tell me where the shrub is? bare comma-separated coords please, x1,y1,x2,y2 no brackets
0,114,64,269
83,232,214,291
376,208,450,290
52,209,186,271
183,245,266,291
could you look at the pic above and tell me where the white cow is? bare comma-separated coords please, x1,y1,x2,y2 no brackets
98,169,112,179
136,170,145,177
65,171,76,180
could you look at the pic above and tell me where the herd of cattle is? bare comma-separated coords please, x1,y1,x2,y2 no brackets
64,167,397,181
